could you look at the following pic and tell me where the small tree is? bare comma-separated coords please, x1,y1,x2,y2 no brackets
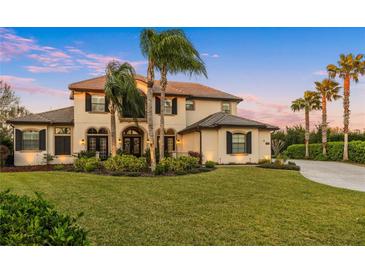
291,91,321,158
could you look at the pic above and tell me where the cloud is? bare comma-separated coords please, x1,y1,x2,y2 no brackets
313,70,328,76
201,52,220,58
1,28,146,75
0,75,67,97
0,28,38,61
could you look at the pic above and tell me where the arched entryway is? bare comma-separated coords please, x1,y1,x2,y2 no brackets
86,127,109,159
122,127,144,157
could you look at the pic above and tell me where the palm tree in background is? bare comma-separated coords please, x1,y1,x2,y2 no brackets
291,91,321,158
327,53,365,160
314,79,341,156
155,29,207,160
104,61,145,156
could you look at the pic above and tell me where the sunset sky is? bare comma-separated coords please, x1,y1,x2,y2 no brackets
1,27,364,130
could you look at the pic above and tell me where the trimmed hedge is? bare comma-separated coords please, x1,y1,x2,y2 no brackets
0,190,88,246
155,156,200,175
284,141,365,164
74,157,101,172
258,163,300,171
103,155,147,173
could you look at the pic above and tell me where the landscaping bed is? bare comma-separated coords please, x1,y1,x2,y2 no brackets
0,164,73,173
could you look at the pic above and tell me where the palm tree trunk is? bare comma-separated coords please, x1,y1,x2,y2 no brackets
343,75,350,161
321,95,327,156
110,104,117,157
305,107,310,158
146,61,156,170
159,65,167,161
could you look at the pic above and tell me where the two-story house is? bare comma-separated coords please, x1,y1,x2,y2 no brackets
7,75,278,166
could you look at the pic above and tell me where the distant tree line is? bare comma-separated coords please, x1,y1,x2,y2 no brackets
271,125,365,155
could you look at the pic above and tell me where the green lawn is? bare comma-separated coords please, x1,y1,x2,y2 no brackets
1,167,365,245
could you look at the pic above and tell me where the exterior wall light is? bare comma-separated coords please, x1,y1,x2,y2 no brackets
118,138,122,144
176,138,181,144
80,139,85,145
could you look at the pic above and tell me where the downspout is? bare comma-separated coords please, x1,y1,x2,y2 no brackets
199,128,202,164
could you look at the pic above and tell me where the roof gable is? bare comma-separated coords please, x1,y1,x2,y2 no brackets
69,75,242,101
7,106,74,125
179,112,279,133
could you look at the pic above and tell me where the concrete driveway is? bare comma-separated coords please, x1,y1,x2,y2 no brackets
292,160,365,192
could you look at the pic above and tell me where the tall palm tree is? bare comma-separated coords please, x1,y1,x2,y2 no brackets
327,53,365,160
140,29,159,170
104,61,145,156
291,91,321,158
314,79,341,156
155,29,207,160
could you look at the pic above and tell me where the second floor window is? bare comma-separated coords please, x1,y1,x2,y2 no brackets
92,95,105,112
222,102,231,114
164,99,173,114
186,99,195,110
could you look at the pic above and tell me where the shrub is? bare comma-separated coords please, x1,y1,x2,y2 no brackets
74,157,100,172
205,160,216,168
53,164,64,171
284,141,365,164
0,190,88,246
103,155,147,173
77,150,96,159
188,151,201,159
157,156,200,174
258,163,300,171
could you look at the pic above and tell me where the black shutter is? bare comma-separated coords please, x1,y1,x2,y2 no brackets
226,131,232,154
39,129,46,151
104,96,109,112
64,136,71,155
155,97,161,114
15,129,23,151
246,132,252,154
172,98,177,114
55,136,64,155
85,93,92,112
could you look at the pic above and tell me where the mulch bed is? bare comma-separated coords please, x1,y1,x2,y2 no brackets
1,165,74,173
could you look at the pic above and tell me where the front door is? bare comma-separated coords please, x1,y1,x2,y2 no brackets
87,136,108,159
123,137,141,157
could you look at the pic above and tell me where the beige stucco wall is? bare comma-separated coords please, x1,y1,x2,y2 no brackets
13,124,74,166
180,131,200,154
186,99,238,125
201,127,271,164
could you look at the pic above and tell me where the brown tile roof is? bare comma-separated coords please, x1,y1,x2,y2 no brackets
69,75,242,101
7,106,74,125
179,112,279,134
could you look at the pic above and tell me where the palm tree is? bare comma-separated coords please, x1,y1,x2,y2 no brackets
140,29,159,170
291,91,321,158
327,53,365,160
155,29,207,160
314,79,341,156
104,61,145,156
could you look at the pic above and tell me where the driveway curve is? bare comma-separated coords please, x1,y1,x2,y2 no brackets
292,160,365,192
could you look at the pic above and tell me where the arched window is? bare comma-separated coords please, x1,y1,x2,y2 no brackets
87,128,97,134
98,128,108,135
123,127,143,136
157,128,176,155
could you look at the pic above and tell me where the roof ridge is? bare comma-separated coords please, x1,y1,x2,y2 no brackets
38,106,74,115
69,75,105,87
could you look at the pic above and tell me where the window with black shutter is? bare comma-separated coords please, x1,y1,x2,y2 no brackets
55,127,71,155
